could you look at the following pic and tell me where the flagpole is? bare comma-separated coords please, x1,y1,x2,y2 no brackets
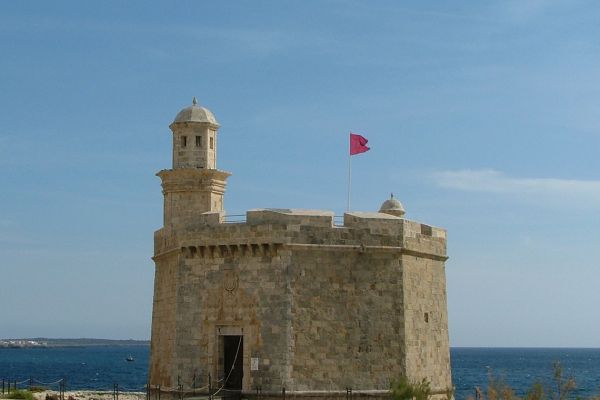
347,134,351,211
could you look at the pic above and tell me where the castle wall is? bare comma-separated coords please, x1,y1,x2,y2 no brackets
400,221,452,394
288,248,405,390
149,252,179,387
401,255,451,393
176,250,294,391
153,214,314,391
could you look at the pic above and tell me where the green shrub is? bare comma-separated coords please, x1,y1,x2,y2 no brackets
391,376,431,400
389,363,598,400
2,389,35,400
467,362,585,400
486,373,517,400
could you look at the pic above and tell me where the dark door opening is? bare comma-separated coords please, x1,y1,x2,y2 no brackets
223,335,243,394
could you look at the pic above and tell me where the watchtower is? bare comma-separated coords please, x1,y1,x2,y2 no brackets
156,98,230,228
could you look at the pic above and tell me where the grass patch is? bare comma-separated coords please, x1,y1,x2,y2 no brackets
2,389,35,400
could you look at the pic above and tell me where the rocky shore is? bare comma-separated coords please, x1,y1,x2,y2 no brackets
33,391,146,400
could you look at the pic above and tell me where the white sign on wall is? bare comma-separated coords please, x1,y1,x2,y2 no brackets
251,357,259,371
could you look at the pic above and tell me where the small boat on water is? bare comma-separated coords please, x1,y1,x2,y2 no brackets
126,355,135,362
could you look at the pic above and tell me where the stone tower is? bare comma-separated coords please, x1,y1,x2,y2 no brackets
149,101,452,400
157,97,230,229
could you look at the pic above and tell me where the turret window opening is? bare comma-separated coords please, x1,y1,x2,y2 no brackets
210,137,214,149
181,136,187,147
196,136,202,147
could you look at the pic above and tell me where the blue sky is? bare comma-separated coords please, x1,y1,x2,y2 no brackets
1,1,600,346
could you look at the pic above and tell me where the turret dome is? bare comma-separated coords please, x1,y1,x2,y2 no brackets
172,97,219,126
379,193,405,217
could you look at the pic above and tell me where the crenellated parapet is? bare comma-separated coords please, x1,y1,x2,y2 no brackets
154,208,447,262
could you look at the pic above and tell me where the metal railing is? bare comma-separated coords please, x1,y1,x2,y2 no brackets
1,378,66,400
2,375,454,400
222,214,346,226
222,214,246,224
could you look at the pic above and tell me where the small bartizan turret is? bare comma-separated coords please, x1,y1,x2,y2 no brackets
379,193,405,217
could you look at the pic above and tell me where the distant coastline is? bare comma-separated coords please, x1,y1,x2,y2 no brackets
0,338,150,348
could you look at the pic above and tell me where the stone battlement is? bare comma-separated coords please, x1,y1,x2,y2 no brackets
154,208,446,261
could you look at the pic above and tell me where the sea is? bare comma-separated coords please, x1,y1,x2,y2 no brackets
1,346,600,399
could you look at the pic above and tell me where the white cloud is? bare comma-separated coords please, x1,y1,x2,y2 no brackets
432,169,600,205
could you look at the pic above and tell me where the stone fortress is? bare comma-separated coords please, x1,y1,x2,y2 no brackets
149,99,452,399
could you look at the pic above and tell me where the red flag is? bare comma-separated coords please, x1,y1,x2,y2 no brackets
350,133,370,155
